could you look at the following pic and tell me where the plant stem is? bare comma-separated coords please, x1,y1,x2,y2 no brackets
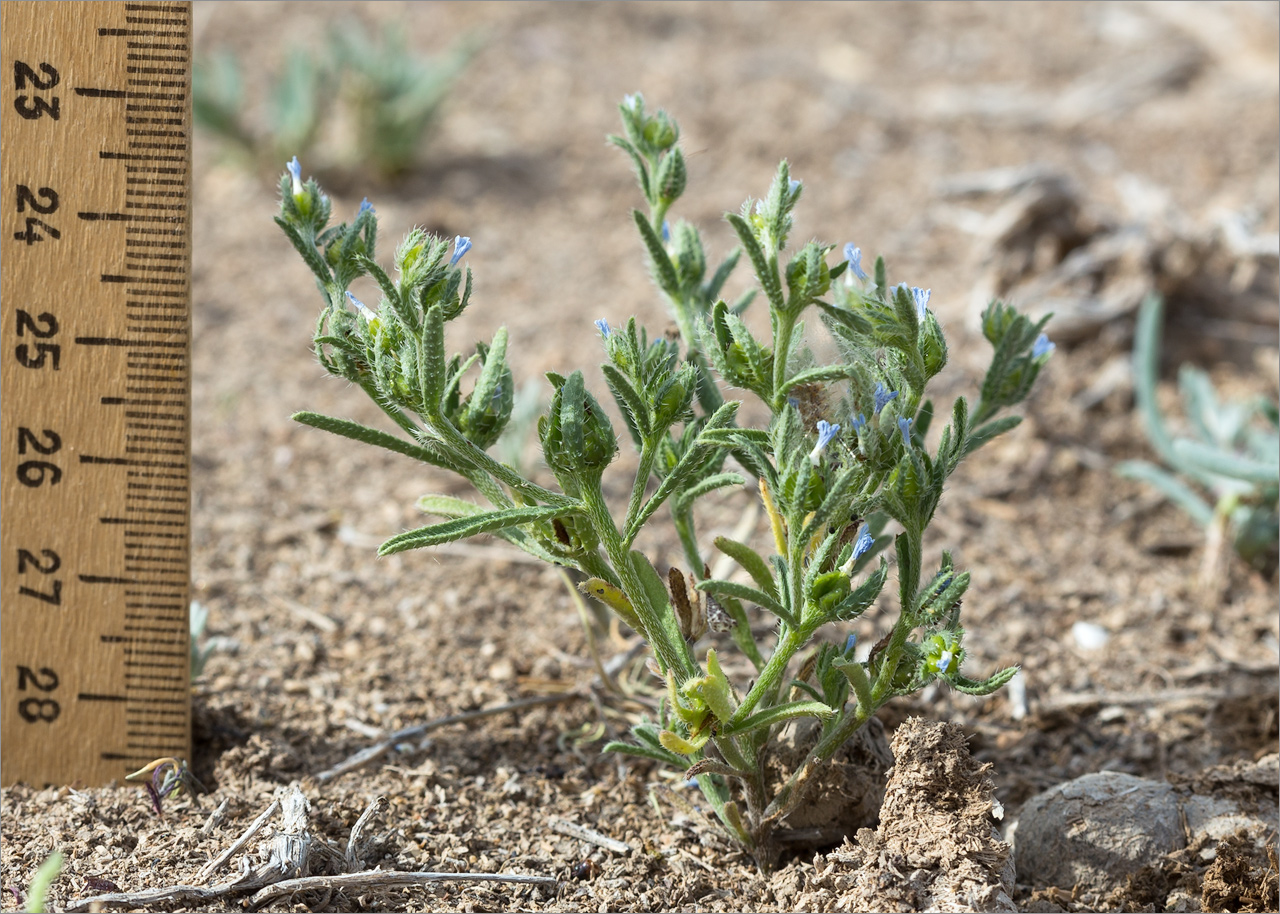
624,442,657,537
770,310,796,412
727,624,807,725
672,503,704,577
580,481,693,679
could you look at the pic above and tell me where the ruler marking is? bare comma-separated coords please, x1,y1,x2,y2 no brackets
101,29,185,39
127,41,188,50
79,694,128,703
124,661,187,667
100,151,183,160
77,336,185,347
126,706,186,716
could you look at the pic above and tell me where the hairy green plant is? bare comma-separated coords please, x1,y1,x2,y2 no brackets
1117,295,1279,572
276,96,1053,867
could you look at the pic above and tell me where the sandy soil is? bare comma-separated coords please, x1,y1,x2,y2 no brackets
3,2,1277,911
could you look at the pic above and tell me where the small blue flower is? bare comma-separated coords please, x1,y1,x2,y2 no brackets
912,287,931,321
851,412,867,434
843,243,868,282
450,235,472,266
809,419,841,466
788,178,801,195
842,523,875,573
661,220,671,244
345,290,377,322
890,282,908,302
873,383,898,415
286,156,303,195
897,416,913,446
936,649,954,675
357,197,374,217
622,93,641,113
787,396,800,409
843,633,858,655
1032,333,1055,359
594,318,612,338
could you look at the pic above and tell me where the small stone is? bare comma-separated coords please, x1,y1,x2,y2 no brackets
1071,620,1109,650
1014,771,1184,892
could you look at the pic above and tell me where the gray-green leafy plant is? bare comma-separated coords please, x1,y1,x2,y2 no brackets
21,851,63,914
276,95,1053,867
195,23,472,180
189,600,222,681
1117,295,1279,572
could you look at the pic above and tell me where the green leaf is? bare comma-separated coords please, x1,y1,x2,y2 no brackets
962,416,1022,458
292,411,465,473
609,137,652,200
416,494,488,519
1131,294,1177,464
274,217,332,285
713,536,779,600
379,504,577,555
602,364,652,440
726,211,783,312
698,427,770,448
778,363,860,398
603,740,684,768
675,472,746,508
630,550,692,675
419,304,447,413
633,209,680,296
718,699,834,737
949,665,1020,696
626,401,739,539
832,658,874,710
355,255,405,326
799,464,862,545
1171,438,1278,485
833,557,888,621
1115,460,1215,525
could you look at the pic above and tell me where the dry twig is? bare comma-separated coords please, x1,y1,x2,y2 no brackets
548,816,633,854
67,786,557,912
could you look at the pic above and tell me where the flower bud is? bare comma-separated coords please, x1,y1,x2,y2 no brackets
810,570,851,617
541,371,618,478
655,147,687,203
643,110,679,151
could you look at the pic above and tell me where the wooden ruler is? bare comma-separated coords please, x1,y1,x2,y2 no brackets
1,0,193,787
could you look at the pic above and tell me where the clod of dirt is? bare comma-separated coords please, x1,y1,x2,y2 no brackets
763,714,894,848
1171,753,1279,845
1200,830,1280,914
1013,771,1185,893
792,717,1016,913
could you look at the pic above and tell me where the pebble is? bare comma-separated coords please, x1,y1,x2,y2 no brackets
1071,620,1110,650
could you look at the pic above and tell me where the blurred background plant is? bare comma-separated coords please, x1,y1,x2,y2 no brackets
1117,295,1279,586
194,20,475,182
20,851,63,914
